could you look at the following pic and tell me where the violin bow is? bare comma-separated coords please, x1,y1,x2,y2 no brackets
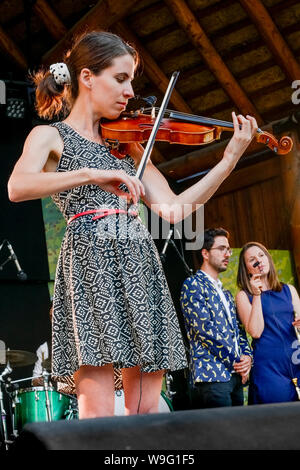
135,71,180,180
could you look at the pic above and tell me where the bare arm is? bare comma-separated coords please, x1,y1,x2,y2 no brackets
8,125,144,203
236,289,265,339
289,284,300,328
128,112,258,223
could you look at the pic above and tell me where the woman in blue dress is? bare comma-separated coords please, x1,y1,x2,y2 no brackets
236,242,300,404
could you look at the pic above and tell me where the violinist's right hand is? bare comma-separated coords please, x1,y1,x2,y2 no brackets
89,169,145,204
249,273,263,296
223,112,258,167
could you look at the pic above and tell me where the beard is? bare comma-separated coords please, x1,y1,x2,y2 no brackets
210,258,228,273
218,264,228,273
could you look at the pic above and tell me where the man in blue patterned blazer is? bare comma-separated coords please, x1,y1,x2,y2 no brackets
180,228,252,408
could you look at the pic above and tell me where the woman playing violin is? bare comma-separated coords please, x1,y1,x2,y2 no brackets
7,31,258,419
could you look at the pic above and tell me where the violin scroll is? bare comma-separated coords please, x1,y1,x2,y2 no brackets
256,130,293,155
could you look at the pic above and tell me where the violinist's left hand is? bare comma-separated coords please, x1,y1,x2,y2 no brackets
223,112,258,168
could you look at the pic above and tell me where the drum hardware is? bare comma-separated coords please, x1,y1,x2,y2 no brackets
10,374,45,438
0,363,12,450
41,357,51,371
0,348,59,445
10,387,19,439
164,372,176,401
12,386,72,431
63,395,78,420
42,369,52,422
10,374,43,385
114,390,173,415
5,349,37,368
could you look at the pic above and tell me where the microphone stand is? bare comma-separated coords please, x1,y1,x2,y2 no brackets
42,369,52,422
160,229,193,276
169,239,194,276
0,239,27,280
0,240,12,273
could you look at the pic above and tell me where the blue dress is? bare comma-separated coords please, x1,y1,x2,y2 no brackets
248,284,300,404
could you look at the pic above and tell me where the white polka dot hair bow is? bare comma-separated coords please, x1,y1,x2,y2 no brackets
49,62,71,85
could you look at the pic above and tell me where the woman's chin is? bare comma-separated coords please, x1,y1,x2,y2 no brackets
102,110,122,121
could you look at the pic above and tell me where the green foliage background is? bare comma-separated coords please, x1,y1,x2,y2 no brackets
219,248,296,295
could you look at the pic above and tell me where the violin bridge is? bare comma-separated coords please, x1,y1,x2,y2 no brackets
215,128,222,140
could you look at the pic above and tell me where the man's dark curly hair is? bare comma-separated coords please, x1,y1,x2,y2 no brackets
197,227,229,266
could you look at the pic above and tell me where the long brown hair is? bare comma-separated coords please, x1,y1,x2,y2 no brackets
32,31,139,120
237,242,282,294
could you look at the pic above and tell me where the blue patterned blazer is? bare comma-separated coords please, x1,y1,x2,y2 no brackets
180,270,252,384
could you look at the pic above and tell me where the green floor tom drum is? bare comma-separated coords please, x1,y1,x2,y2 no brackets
14,387,71,431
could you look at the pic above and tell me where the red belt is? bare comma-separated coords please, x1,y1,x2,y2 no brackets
67,208,138,225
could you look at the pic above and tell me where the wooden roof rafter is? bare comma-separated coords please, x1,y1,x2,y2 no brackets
34,0,191,115
42,0,141,65
112,21,192,114
238,0,300,83
33,0,67,41
135,0,300,45
163,0,264,126
0,24,28,70
156,15,300,79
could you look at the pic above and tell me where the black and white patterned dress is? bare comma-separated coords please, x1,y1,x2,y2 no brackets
50,122,187,391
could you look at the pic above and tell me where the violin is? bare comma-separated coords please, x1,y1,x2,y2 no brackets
101,108,293,158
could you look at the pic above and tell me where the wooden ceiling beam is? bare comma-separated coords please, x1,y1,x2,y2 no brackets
31,0,191,114
238,0,300,82
214,155,280,197
0,25,28,70
143,0,300,44
184,69,287,103
33,0,67,41
164,0,264,125
155,13,285,66
112,20,192,114
174,15,300,84
262,102,297,123
42,0,140,65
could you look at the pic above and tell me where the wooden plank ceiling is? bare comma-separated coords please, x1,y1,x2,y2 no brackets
1,0,300,183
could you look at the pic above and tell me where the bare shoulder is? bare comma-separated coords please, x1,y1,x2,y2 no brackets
287,283,297,291
14,124,64,173
25,125,62,150
235,290,249,303
287,284,299,297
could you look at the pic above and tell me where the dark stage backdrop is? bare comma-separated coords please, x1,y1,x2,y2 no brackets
0,116,51,384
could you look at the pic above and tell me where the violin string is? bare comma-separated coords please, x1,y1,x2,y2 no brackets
143,107,234,129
